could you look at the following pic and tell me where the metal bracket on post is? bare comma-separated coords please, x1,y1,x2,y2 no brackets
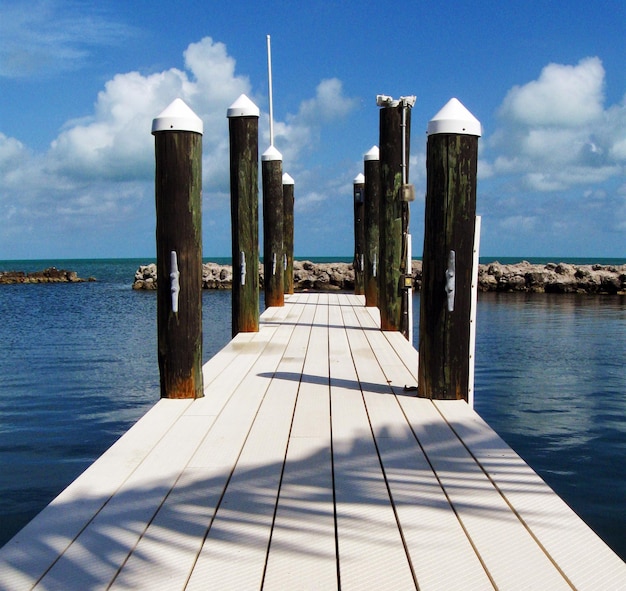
373,253,377,278
283,253,287,271
240,251,246,286
272,252,277,275
170,251,180,314
445,250,456,312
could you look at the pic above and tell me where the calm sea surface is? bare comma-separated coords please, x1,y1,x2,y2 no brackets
0,258,624,561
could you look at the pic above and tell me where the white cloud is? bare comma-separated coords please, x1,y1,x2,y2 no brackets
272,78,359,163
297,78,359,123
0,133,27,173
295,191,328,212
499,57,605,127
0,35,361,256
486,57,626,193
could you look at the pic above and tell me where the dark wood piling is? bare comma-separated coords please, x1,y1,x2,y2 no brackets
262,146,284,308
418,98,481,401
377,96,414,333
283,173,295,295
152,99,204,399
363,146,380,307
227,94,260,336
353,173,365,295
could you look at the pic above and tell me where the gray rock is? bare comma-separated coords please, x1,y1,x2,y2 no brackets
132,261,626,295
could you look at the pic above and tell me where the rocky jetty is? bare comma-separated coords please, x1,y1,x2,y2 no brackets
478,261,626,294
0,267,94,284
133,261,356,291
133,260,626,295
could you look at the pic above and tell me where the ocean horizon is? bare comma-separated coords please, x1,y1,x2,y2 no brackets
0,258,624,562
2,255,626,268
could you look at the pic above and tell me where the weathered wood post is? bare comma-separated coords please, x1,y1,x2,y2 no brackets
227,94,260,336
262,146,284,308
377,95,414,333
152,98,204,399
353,172,365,295
418,98,481,401
363,145,380,307
283,173,295,295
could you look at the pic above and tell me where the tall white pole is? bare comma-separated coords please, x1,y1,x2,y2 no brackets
267,35,274,147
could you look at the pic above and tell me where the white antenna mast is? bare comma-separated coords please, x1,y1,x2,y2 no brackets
266,34,274,147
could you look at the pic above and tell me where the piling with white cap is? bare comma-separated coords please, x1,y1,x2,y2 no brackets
261,145,284,307
228,94,260,335
363,145,380,307
353,172,366,295
378,96,415,337
282,173,295,294
152,98,203,399
419,97,481,402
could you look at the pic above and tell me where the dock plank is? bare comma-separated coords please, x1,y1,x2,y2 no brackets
184,296,312,591
341,303,493,590
330,296,416,590
0,398,192,590
399,397,573,590
263,294,338,590
112,298,311,591
435,399,626,591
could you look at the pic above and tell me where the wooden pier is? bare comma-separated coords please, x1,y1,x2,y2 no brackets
1,293,624,590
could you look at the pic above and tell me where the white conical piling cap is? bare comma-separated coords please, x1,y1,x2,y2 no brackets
262,145,283,161
353,172,365,185
282,173,295,185
364,145,379,161
427,98,481,137
152,98,203,134
227,94,260,118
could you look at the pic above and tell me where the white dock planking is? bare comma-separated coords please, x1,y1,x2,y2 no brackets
0,293,624,590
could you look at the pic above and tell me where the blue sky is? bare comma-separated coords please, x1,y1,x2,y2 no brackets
1,0,624,260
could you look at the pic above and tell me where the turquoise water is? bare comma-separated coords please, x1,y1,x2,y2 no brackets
0,259,624,562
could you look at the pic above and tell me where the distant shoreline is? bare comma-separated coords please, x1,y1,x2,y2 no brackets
0,267,95,285
133,260,626,295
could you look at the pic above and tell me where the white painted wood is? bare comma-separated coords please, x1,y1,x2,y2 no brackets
0,399,191,590
330,296,417,590
264,295,337,590
340,304,491,588
185,299,312,591
435,399,626,590
263,436,337,591
399,397,573,589
115,299,311,591
36,413,212,589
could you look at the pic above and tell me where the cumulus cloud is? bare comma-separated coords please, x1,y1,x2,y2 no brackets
271,78,359,163
487,57,626,192
48,37,252,188
0,35,360,256
499,57,605,127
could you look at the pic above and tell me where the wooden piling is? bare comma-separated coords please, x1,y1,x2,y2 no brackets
262,146,284,308
152,99,204,399
283,173,295,295
353,173,365,295
378,98,412,331
418,98,481,401
363,146,380,307
227,94,260,336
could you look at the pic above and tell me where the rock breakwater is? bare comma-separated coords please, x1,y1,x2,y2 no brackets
133,260,626,295
0,267,94,284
